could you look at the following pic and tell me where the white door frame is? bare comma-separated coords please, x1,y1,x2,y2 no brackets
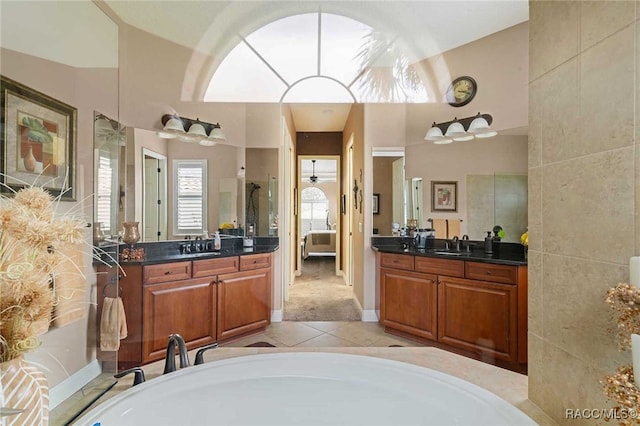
297,155,341,276
345,137,354,286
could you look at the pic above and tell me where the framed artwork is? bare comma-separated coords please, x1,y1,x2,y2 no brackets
431,181,457,212
373,193,380,215
0,76,77,200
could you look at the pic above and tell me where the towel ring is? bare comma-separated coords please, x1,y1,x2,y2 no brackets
103,275,123,298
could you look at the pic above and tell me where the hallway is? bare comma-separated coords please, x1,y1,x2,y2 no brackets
284,257,360,321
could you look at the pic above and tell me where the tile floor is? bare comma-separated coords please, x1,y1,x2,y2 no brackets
52,321,558,426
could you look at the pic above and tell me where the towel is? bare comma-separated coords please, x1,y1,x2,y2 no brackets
52,244,87,327
100,297,128,351
432,219,447,239
447,219,462,239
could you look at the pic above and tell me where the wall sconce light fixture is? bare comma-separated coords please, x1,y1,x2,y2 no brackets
424,113,496,144
157,114,226,146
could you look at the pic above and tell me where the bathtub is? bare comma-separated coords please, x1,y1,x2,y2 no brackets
77,353,535,425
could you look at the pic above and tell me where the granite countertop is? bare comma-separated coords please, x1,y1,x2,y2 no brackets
372,237,527,266
95,237,279,266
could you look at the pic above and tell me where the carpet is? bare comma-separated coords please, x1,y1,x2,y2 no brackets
284,258,361,321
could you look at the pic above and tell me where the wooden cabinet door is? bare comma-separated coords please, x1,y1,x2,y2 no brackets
380,268,438,341
142,278,217,363
217,268,271,341
437,276,516,362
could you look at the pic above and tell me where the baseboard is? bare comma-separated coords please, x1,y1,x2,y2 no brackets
362,310,379,322
50,359,102,409
271,310,283,322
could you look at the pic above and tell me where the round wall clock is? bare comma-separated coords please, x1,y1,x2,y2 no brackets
446,76,477,107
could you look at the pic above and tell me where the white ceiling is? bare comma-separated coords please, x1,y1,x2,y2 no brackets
104,1,529,132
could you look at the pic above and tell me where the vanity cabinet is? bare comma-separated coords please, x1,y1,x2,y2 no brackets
437,276,516,362
100,253,273,370
142,278,217,363
377,252,527,368
380,268,437,340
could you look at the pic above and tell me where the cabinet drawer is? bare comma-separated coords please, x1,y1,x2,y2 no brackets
240,253,271,271
193,256,239,277
380,253,414,271
415,256,464,278
143,261,191,284
465,262,517,285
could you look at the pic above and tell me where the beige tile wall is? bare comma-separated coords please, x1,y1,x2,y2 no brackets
529,1,637,424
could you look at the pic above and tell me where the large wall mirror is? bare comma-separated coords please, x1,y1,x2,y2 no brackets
372,148,424,235
122,139,278,240
374,148,527,241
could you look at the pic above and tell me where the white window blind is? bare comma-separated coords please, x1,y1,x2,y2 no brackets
96,152,113,234
173,160,207,235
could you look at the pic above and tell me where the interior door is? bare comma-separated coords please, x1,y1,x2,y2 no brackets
142,149,167,241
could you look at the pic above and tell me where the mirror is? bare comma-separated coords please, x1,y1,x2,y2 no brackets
373,149,425,235
467,173,528,243
123,139,279,239
245,148,278,236
375,147,528,241
93,113,125,242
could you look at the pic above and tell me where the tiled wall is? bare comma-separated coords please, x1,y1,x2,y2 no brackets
528,1,637,423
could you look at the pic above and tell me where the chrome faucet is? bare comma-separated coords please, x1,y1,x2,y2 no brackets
163,333,190,374
451,236,460,252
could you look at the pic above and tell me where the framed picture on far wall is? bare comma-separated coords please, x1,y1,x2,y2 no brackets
0,76,77,200
373,193,380,214
431,181,457,212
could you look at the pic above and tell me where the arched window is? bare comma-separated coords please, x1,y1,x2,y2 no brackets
205,12,428,103
301,186,329,235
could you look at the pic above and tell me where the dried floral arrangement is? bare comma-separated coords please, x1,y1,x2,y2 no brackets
603,283,640,423
0,185,86,362
607,283,640,351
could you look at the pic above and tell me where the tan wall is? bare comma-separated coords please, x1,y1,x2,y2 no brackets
0,48,119,388
528,2,636,423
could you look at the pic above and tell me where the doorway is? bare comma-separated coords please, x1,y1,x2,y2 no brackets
283,154,359,321
142,148,167,241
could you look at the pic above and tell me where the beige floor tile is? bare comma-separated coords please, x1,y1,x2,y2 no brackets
264,321,323,346
293,333,360,347
301,321,351,332
327,321,387,346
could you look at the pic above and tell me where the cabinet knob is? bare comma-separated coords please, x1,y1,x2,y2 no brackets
486,270,492,275
165,271,173,275
254,260,258,263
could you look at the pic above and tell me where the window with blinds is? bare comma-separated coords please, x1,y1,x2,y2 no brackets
173,160,207,235
96,151,114,234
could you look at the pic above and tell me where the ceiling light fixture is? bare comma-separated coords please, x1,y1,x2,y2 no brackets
309,160,318,185
424,113,496,144
157,114,226,146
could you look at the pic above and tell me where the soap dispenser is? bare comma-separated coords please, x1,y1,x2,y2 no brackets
214,231,221,251
484,231,494,254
